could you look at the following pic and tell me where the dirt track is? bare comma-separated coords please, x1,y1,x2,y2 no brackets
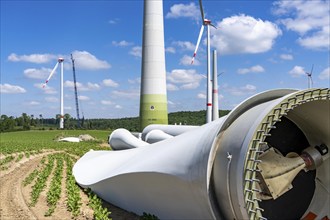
0,156,40,220
0,153,139,220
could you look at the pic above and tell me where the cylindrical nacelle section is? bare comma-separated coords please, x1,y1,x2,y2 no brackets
211,88,329,220
74,88,329,220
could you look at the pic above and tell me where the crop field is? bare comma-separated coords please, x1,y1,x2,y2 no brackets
0,130,140,220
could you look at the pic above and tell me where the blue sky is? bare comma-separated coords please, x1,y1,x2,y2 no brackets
1,0,329,119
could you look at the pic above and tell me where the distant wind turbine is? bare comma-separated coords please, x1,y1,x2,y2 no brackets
43,58,65,129
305,64,314,89
191,0,216,123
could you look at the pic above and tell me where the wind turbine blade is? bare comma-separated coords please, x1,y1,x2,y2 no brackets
191,25,205,64
43,62,59,88
199,0,205,22
210,23,217,29
310,64,314,75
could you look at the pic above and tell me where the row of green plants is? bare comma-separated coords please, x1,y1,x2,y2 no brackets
1,130,158,219
29,154,55,207
21,152,113,219
86,188,111,220
65,154,82,217
45,154,64,216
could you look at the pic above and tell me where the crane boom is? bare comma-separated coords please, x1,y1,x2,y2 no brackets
71,54,80,127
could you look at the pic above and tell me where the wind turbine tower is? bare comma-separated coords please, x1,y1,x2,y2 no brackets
306,64,314,89
191,0,216,123
212,50,219,121
59,58,64,129
139,0,168,130
43,57,65,129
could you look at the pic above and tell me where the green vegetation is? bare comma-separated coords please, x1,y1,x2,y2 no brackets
86,188,112,220
65,154,82,217
0,155,15,166
30,154,55,207
140,212,159,220
0,130,109,156
1,129,112,218
45,154,64,216
1,110,230,132
168,110,230,125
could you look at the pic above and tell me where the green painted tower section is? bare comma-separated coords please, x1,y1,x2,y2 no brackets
139,0,168,130
140,94,168,130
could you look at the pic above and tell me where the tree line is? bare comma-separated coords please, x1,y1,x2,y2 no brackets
0,110,230,132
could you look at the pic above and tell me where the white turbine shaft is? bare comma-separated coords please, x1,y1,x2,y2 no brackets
43,62,59,88
139,0,168,130
212,50,219,121
60,58,64,129
206,24,212,123
191,25,204,64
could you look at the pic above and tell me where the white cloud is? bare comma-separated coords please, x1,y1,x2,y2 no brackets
211,14,282,54
112,90,140,99
103,79,119,87
167,69,204,90
64,80,101,91
280,54,293,60
273,0,330,50
27,101,40,106
167,69,203,84
128,77,141,84
167,83,179,91
115,105,122,109
7,53,56,63
297,27,330,50
112,40,133,47
45,96,58,102
319,67,330,80
86,82,101,90
34,83,57,94
166,2,199,19
0,83,26,94
237,65,265,74
71,50,111,70
180,55,200,66
181,82,200,90
173,41,196,51
223,84,257,96
78,95,90,101
109,18,119,24
289,65,305,77
64,81,76,88
101,100,113,105
129,46,142,58
166,47,176,54
197,93,206,99
24,67,53,80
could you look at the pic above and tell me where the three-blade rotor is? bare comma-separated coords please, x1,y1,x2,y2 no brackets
306,64,314,88
191,0,216,64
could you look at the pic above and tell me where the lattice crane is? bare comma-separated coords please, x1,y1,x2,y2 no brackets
71,54,81,127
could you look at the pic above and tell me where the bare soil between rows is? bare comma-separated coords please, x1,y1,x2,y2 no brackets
0,153,139,220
